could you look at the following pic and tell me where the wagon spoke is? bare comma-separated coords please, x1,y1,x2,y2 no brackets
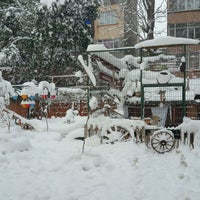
151,130,175,154
152,143,160,148
104,125,131,143
151,142,160,146
152,138,160,142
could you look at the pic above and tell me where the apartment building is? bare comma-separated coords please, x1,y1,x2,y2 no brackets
93,0,138,49
167,0,200,39
167,0,200,69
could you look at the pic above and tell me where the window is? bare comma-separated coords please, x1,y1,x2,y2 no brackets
168,24,175,36
189,23,200,39
195,0,200,8
188,27,195,38
98,39,120,49
168,23,200,39
169,29,175,36
168,0,200,11
168,0,177,11
177,0,185,10
99,11,117,25
187,0,194,9
195,27,200,39
176,23,187,37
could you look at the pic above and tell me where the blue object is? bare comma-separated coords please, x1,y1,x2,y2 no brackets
30,95,35,100
85,19,91,25
12,95,18,100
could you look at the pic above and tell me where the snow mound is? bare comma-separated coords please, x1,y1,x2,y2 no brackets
180,117,200,134
0,133,31,154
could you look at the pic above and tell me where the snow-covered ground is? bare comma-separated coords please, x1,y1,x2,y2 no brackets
0,116,200,200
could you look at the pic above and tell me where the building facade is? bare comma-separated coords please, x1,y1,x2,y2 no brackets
167,0,200,69
167,0,200,39
93,0,138,49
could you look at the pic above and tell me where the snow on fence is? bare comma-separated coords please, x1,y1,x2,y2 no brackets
87,37,200,126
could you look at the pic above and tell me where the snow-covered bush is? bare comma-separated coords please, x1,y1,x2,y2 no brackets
0,73,14,130
64,109,79,124
89,96,98,110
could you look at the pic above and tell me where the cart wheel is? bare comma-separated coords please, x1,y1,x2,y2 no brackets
151,130,175,154
104,125,131,143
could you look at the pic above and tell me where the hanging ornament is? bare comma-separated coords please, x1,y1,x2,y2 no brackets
30,100,35,109
12,93,18,100
41,88,48,100
50,93,56,100
21,100,30,108
30,95,35,100
21,94,28,100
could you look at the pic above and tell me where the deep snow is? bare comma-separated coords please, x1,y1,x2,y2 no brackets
0,116,200,200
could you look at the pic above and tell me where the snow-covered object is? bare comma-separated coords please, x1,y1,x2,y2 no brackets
122,54,176,70
38,81,51,95
124,68,179,85
134,36,200,49
126,82,135,97
122,81,141,98
119,69,129,78
40,0,65,8
0,97,5,108
20,82,37,97
74,70,83,83
49,82,56,94
0,71,14,104
49,82,56,99
156,70,172,84
20,81,57,99
195,88,200,95
64,109,78,124
181,56,186,63
88,44,177,71
93,116,149,142
96,61,120,80
87,44,128,70
124,69,141,82
58,87,85,95
89,96,98,110
78,55,96,86
180,117,200,134
140,60,148,70
122,55,141,69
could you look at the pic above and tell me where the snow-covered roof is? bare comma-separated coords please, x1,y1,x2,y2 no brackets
58,87,85,94
134,36,200,49
87,44,128,70
87,44,108,52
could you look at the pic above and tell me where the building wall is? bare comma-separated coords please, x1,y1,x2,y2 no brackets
168,10,200,24
8,99,88,119
94,3,124,48
94,1,138,49
167,1,200,69
167,0,200,12
167,0,200,40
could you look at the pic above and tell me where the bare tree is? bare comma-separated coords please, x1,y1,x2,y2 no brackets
139,0,155,40
123,0,138,46
124,0,166,41
99,0,166,46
